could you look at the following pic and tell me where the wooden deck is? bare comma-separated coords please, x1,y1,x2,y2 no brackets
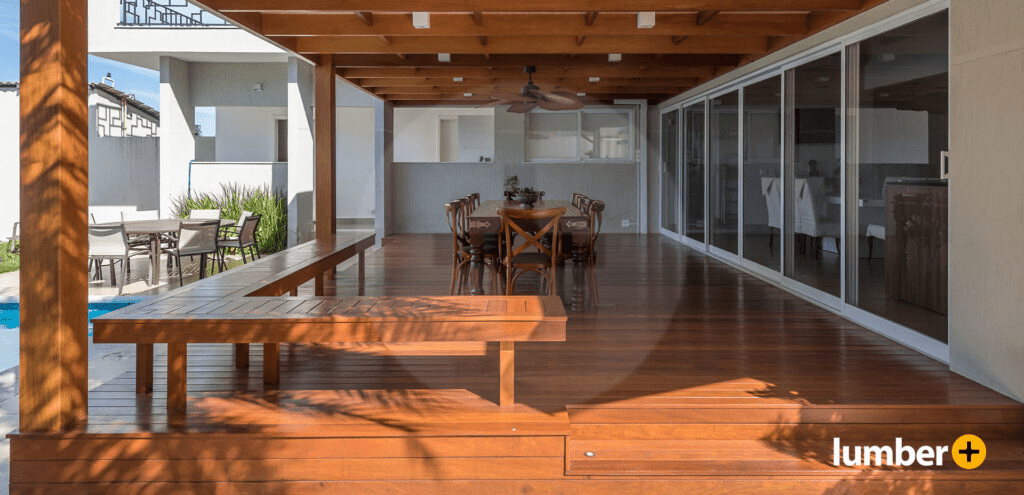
10,234,1024,493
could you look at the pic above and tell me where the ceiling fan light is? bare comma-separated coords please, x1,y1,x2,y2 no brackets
637,12,655,29
589,76,601,83
608,53,622,63
438,53,451,63
412,12,430,29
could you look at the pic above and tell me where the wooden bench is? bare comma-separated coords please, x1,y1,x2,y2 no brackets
92,233,568,411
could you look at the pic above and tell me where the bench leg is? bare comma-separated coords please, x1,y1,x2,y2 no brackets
234,343,249,368
290,288,298,297
167,343,187,412
264,343,280,387
358,251,366,296
136,343,153,394
500,341,514,407
328,266,337,280
315,273,324,296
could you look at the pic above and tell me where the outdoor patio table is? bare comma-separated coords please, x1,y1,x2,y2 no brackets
96,218,235,286
466,200,588,295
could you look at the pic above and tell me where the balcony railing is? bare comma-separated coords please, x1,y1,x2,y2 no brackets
120,0,232,28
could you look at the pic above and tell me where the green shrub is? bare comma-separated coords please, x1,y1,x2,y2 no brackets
0,242,19,274
171,184,288,254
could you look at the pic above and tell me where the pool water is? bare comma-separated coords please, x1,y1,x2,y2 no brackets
0,300,140,372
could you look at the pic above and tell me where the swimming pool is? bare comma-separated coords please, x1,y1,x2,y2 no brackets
0,298,142,372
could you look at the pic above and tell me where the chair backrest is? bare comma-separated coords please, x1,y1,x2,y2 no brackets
469,192,481,209
89,213,97,224
190,209,221,219
587,199,605,248
444,202,466,252
794,178,826,236
498,207,566,265
176,220,220,255
238,210,254,225
571,192,588,209
238,214,261,245
10,222,18,237
762,177,782,230
88,225,128,257
122,210,159,221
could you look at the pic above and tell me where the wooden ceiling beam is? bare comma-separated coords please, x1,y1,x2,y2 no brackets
339,66,719,79
696,11,720,26
332,53,742,67
372,85,692,94
353,11,373,27
292,35,769,54
259,12,810,37
199,0,862,13
585,12,599,27
353,77,700,87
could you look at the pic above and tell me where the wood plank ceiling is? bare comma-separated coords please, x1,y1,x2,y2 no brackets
194,0,885,106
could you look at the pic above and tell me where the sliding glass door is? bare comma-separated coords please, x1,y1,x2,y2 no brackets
742,76,782,271
683,102,705,243
709,91,739,254
661,110,680,234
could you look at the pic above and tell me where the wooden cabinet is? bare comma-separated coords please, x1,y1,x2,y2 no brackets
884,179,948,314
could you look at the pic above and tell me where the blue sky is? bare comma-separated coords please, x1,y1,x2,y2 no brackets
0,1,215,135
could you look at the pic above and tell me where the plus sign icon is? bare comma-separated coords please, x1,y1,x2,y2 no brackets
951,434,987,469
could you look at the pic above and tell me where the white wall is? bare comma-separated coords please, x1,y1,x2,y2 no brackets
88,136,160,210
188,162,287,199
191,62,289,108
337,107,376,219
0,89,19,240
394,107,495,162
215,107,287,162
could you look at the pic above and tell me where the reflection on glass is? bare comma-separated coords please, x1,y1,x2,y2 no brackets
683,102,705,242
526,113,578,160
661,110,680,234
710,91,739,254
850,12,948,343
742,76,782,271
785,53,842,297
583,112,631,159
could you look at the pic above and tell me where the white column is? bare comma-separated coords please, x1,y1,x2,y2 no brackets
287,57,315,246
158,56,196,217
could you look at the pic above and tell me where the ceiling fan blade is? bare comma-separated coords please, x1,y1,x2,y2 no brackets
536,91,585,111
507,101,538,113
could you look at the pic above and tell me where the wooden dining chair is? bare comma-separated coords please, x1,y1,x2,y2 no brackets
571,192,588,209
445,200,500,294
498,206,565,295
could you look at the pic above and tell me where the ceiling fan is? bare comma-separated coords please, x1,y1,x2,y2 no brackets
481,66,585,113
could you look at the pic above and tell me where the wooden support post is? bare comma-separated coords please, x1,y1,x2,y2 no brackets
136,344,154,394
264,343,280,386
315,273,325,296
19,0,90,432
499,341,514,407
358,251,366,296
234,343,249,368
315,54,337,242
167,343,188,412
290,288,298,296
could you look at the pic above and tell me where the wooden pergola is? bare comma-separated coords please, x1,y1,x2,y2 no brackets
20,0,880,434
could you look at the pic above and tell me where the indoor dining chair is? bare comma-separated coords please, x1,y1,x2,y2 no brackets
498,206,565,295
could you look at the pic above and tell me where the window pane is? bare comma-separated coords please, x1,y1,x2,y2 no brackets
742,76,782,271
661,110,679,233
785,53,842,298
710,91,739,254
526,113,578,160
582,112,630,159
683,102,705,243
850,11,948,342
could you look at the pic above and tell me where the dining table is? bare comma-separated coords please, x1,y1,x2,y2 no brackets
96,218,235,286
466,199,588,295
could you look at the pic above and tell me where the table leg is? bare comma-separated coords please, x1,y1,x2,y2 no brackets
499,341,514,407
470,245,485,295
234,343,249,368
167,342,187,411
264,343,280,386
149,233,161,285
136,343,153,394
358,251,366,296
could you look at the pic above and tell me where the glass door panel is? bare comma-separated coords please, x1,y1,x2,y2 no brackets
742,76,782,271
683,102,705,243
661,110,680,234
784,53,842,297
848,11,949,342
710,91,739,254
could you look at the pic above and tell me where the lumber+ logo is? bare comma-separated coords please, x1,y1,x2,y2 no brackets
832,434,986,469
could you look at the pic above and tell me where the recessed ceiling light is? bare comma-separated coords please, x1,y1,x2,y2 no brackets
817,76,830,83
608,53,622,63
577,92,587,97
438,53,451,63
589,76,601,83
412,12,430,29
453,76,464,82
637,12,655,29
464,93,473,97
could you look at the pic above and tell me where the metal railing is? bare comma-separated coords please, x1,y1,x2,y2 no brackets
120,0,232,28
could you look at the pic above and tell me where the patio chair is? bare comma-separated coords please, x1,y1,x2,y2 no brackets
88,225,150,295
6,222,18,253
163,220,222,286
219,214,261,264
189,209,221,220
498,206,565,295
